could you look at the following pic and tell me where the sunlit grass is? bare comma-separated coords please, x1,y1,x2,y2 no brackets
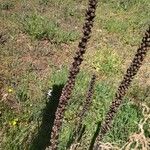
0,0,149,149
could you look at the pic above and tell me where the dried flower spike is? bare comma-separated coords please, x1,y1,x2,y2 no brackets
78,74,96,122
94,26,150,149
50,0,98,149
68,74,96,149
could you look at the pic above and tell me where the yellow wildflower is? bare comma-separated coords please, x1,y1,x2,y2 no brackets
8,88,13,93
11,118,19,126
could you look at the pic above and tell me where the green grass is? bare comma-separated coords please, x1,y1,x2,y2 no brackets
103,18,128,34
96,0,150,45
0,0,150,149
22,14,79,43
104,101,142,145
0,1,14,10
0,67,149,149
90,48,122,76
54,69,147,149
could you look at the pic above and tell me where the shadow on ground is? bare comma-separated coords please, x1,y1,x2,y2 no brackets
30,84,64,150
89,121,101,150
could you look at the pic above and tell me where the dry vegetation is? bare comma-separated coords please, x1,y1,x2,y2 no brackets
0,0,150,149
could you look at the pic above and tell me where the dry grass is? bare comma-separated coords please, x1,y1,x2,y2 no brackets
0,0,149,149
97,102,150,150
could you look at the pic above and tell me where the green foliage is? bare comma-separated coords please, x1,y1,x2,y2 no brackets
104,101,142,145
58,71,145,149
103,18,128,33
97,0,150,45
101,0,146,11
0,1,14,10
0,67,149,149
23,14,79,43
39,0,50,5
16,87,29,102
0,0,149,149
91,49,121,76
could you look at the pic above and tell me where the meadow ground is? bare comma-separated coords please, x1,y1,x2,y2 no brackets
0,0,150,149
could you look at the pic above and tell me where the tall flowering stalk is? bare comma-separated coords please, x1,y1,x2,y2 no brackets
50,0,98,149
68,74,96,149
94,27,150,149
77,74,96,123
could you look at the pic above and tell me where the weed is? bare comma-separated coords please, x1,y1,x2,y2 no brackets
39,0,50,5
58,74,146,149
0,1,14,10
94,27,150,148
104,101,142,145
103,19,128,34
50,0,98,148
0,0,149,149
16,88,29,102
101,0,145,11
22,14,78,43
91,49,121,76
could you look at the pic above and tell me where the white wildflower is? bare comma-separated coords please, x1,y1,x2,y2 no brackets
47,88,52,98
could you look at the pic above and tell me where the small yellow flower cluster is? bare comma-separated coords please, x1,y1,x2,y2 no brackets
8,88,13,93
9,118,19,126
8,89,13,93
